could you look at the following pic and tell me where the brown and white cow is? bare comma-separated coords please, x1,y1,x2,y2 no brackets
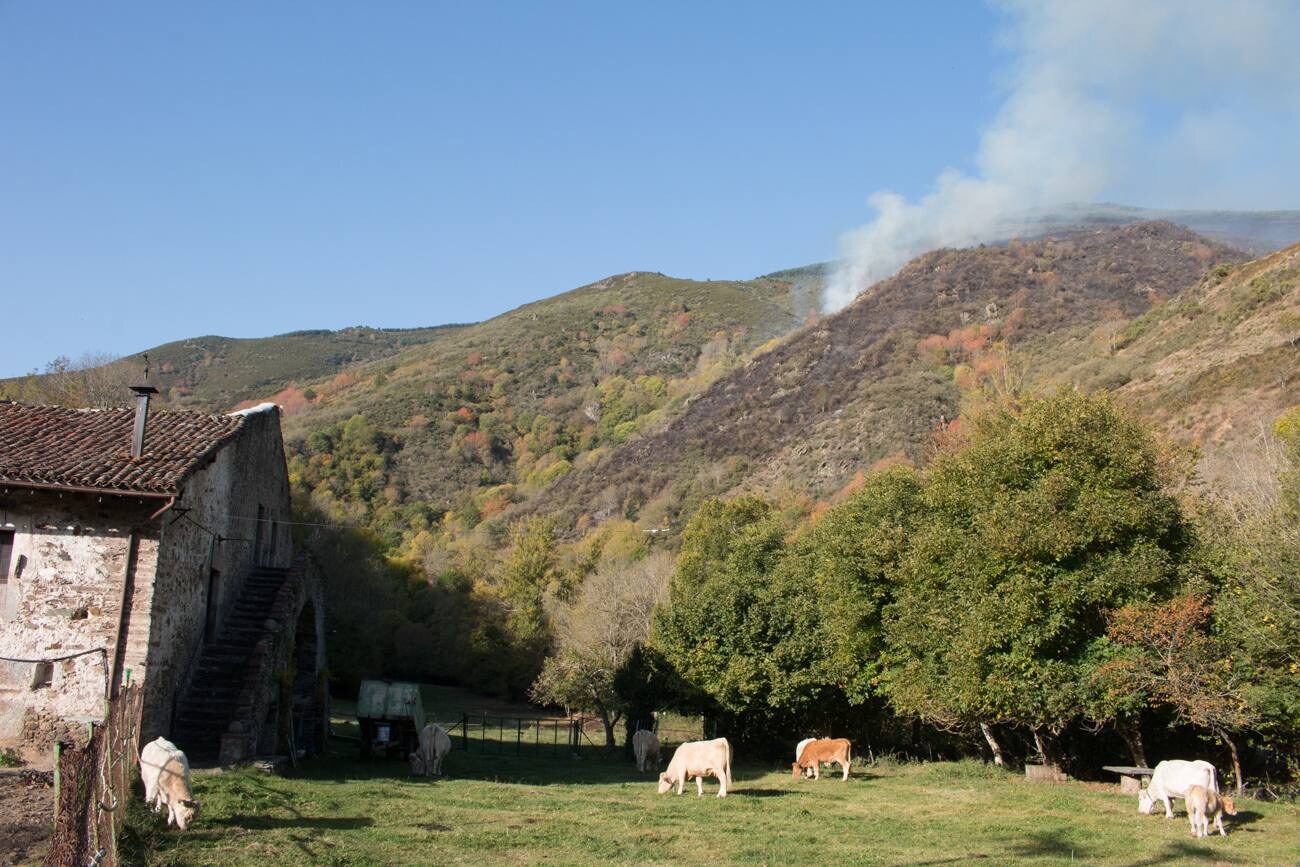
792,738,851,781
657,737,732,797
633,729,660,772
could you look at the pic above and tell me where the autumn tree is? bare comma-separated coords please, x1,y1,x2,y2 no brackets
530,552,673,747
1106,596,1257,792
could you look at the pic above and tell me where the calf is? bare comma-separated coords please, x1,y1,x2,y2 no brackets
139,737,199,830
409,723,452,777
1139,759,1218,818
658,737,732,797
1185,784,1236,838
633,729,660,772
792,738,851,781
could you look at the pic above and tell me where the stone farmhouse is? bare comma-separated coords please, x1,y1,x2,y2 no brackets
0,387,326,764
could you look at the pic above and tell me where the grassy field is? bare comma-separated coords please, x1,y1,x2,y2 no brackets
123,743,1300,865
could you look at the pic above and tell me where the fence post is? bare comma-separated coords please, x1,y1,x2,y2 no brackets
53,741,62,825
516,718,522,756
461,713,468,752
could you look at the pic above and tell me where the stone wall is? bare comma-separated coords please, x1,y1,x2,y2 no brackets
0,491,160,750
141,404,293,741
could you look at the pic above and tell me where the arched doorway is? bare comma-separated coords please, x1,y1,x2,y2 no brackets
289,600,324,757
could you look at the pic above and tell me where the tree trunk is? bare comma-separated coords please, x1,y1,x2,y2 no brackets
1219,729,1245,795
599,709,623,751
1116,716,1148,768
1032,728,1063,773
979,722,1005,767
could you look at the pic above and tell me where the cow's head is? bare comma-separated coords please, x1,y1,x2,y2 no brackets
791,762,804,779
1221,796,1237,816
1137,789,1155,814
173,799,200,831
657,772,673,794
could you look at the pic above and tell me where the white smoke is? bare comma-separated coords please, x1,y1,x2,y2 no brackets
823,0,1300,311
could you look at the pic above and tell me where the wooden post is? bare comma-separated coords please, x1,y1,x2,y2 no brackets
53,741,62,826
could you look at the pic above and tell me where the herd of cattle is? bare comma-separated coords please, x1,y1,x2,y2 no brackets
137,729,1239,839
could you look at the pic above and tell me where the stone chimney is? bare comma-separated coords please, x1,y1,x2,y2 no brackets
128,383,159,458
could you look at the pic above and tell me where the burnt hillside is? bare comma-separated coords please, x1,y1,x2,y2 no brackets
529,222,1245,530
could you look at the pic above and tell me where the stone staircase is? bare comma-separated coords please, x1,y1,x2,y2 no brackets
171,566,291,762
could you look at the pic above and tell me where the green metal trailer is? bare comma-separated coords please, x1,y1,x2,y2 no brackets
356,680,425,759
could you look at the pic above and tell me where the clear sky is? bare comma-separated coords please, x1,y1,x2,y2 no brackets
2,2,1297,377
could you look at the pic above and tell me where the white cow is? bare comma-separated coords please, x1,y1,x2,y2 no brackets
1139,759,1219,818
633,729,660,772
139,737,199,830
1186,783,1237,838
657,737,732,797
409,723,452,777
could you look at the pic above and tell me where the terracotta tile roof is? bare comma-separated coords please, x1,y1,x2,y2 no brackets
0,402,246,495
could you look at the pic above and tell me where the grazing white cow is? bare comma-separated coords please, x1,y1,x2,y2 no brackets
139,737,199,830
633,729,660,772
1138,759,1219,818
795,738,816,778
1185,784,1237,838
657,737,732,798
409,723,452,777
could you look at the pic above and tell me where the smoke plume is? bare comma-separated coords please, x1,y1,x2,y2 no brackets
823,0,1300,311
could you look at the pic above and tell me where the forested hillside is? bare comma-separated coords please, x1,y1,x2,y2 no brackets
0,325,463,410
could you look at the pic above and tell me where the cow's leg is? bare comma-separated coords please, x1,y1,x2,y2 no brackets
676,777,684,795
1163,796,1174,818
840,759,850,781
717,771,727,798
696,775,704,797
811,763,820,781
1215,814,1226,837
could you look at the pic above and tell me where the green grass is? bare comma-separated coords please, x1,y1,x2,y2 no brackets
124,745,1300,866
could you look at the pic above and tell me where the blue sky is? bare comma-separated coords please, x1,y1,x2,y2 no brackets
2,2,1296,377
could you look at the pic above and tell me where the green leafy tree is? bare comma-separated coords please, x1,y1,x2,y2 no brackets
881,391,1189,768
654,497,839,746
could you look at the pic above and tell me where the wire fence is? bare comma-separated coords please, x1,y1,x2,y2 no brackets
45,686,144,867
453,712,594,757
451,712,712,758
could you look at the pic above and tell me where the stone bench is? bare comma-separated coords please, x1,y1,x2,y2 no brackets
1102,765,1154,794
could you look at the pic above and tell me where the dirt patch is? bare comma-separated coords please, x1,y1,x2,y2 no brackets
0,769,53,866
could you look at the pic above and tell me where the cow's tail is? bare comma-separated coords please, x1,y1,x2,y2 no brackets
1209,764,1220,795
725,739,733,791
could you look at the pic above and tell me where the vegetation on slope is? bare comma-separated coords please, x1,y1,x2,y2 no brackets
1028,242,1300,496
531,222,1243,532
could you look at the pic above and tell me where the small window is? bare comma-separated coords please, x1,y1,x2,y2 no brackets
31,661,53,690
0,530,13,584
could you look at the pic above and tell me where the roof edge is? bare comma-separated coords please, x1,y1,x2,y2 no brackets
0,480,177,499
